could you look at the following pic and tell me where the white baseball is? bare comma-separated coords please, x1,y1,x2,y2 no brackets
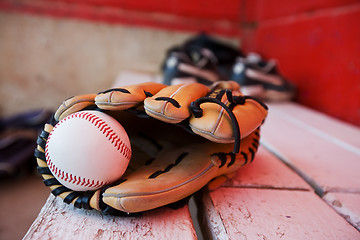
45,110,131,191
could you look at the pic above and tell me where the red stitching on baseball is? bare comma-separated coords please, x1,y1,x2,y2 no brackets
109,132,117,143
46,157,108,189
91,117,100,124
114,138,120,149
46,152,107,189
73,175,77,184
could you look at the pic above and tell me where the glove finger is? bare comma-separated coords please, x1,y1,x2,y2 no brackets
144,83,210,123
101,129,260,213
231,97,268,138
189,85,267,143
95,82,167,110
54,94,97,121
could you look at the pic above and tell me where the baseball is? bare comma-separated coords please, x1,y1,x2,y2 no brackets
45,110,131,191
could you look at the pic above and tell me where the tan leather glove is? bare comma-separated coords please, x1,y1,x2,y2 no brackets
35,81,267,214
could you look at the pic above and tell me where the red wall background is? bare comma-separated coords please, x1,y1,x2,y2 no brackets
240,0,360,127
1,0,359,126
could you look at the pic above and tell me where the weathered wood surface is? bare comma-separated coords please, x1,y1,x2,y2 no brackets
223,146,311,190
23,194,196,240
200,188,360,240
267,102,360,149
197,145,314,239
323,192,360,231
261,102,360,193
259,102,360,232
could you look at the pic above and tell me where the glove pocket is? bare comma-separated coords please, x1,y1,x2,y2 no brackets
101,143,229,213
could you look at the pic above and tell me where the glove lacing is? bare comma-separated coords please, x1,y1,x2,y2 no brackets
190,89,267,167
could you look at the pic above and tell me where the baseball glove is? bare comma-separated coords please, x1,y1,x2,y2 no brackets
35,81,268,214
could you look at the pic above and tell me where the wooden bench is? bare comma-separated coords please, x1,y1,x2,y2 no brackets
24,72,360,239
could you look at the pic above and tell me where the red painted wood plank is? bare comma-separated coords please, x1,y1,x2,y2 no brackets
267,102,360,149
223,146,311,190
261,102,360,193
197,191,228,239
201,188,360,239
24,194,197,239
323,192,360,231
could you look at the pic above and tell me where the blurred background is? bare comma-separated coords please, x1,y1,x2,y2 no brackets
0,0,359,239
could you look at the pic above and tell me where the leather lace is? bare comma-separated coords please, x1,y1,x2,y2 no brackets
190,89,267,154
